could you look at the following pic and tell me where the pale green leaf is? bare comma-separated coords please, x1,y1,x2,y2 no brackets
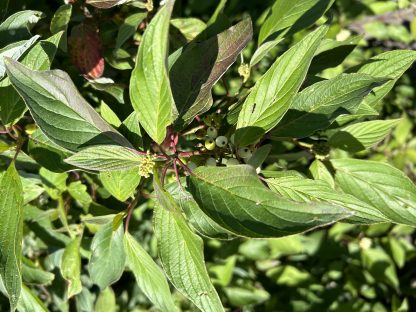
61,236,82,298
100,169,141,202
0,163,23,311
124,232,177,312
332,158,416,226
271,74,387,139
89,220,125,289
50,4,72,51
94,287,116,312
266,175,387,224
309,159,334,188
170,18,252,125
356,50,416,109
65,145,144,172
17,284,49,312
0,10,43,47
258,0,334,44
236,26,327,146
187,165,350,238
130,1,177,144
5,59,132,151
250,37,284,68
0,36,39,79
154,173,224,312
116,12,146,49
329,119,401,152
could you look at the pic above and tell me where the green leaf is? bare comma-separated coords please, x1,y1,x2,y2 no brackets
65,145,144,171
309,159,334,188
22,257,54,285
271,74,387,139
17,284,49,312
119,112,143,150
5,59,131,152
0,163,23,311
124,232,177,312
0,85,25,126
170,18,252,125
86,0,130,9
89,219,126,289
61,236,82,298
187,165,350,238
236,26,327,146
94,287,116,312
154,174,225,312
258,0,334,44
115,12,146,49
250,37,284,68
129,1,177,144
329,119,401,152
166,181,233,240
0,36,40,79
332,158,416,226
0,10,43,47
0,0,9,22
266,175,387,224
28,129,74,173
50,4,72,52
247,144,272,169
100,169,141,202
355,50,416,109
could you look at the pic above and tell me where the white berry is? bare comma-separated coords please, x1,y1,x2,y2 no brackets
215,136,228,148
237,147,252,159
207,127,218,139
227,158,240,166
205,158,217,167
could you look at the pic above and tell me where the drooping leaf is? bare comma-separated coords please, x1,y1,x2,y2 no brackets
0,36,40,79
355,50,416,109
271,74,387,139
187,165,350,238
0,10,43,47
329,119,401,152
266,175,387,224
5,59,131,151
124,232,177,312
170,18,253,125
166,181,233,239
0,163,23,311
154,173,225,312
100,169,141,202
115,12,146,49
61,236,82,298
130,1,177,144
258,0,334,44
89,219,126,289
332,158,416,226
65,145,144,172
236,26,327,146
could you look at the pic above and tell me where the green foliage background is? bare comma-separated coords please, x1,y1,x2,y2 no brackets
1,0,416,311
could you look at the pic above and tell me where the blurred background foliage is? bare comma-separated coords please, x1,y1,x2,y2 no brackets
1,0,416,311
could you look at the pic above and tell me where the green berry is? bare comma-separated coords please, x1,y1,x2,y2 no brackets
205,139,216,150
237,147,252,159
207,127,218,139
195,129,206,139
227,158,240,166
215,136,228,148
205,157,217,167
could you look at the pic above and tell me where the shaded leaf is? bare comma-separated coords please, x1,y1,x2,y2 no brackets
100,169,141,202
115,12,146,49
89,219,125,289
5,59,131,151
0,163,23,311
187,165,350,238
170,18,252,125
61,236,82,298
0,10,43,47
124,232,176,312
